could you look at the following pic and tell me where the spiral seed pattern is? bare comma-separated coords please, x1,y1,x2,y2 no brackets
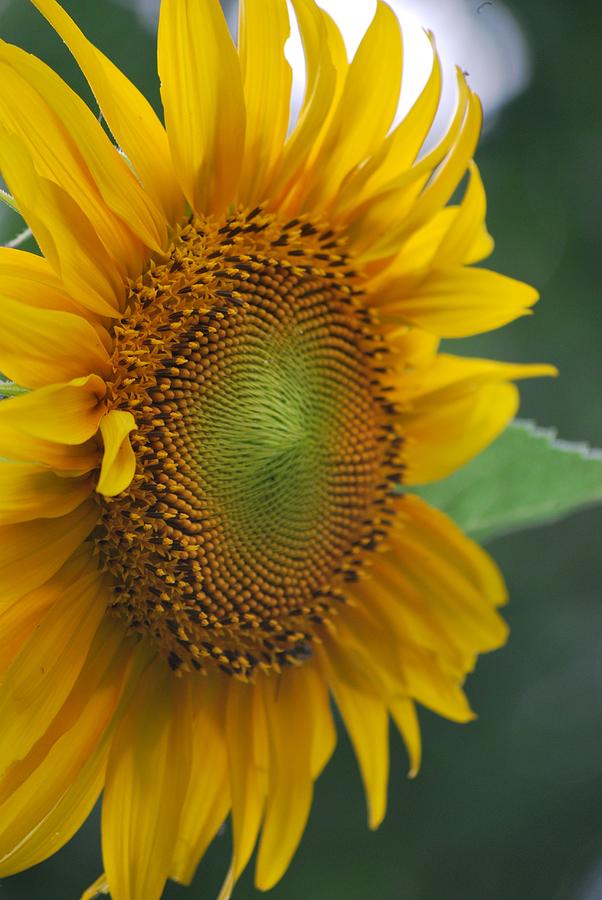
95,210,403,678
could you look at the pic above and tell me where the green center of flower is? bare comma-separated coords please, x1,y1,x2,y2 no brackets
96,210,402,678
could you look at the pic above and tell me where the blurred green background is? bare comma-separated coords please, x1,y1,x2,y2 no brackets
0,1,600,898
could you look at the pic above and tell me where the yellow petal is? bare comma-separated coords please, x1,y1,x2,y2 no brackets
387,326,440,368
102,661,192,900
0,610,124,780
320,639,389,830
397,494,507,606
0,247,93,317
0,563,107,777
0,737,106,878
0,421,99,474
82,874,110,900
336,33,441,214
273,0,345,205
378,267,539,338
0,131,122,316
341,600,475,724
348,494,511,718
0,250,112,349
0,41,166,256
396,354,556,485
403,380,520,483
0,619,130,876
28,0,183,223
96,410,137,497
255,670,314,891
0,587,56,681
0,464,93,525
303,662,337,778
350,71,471,260
389,697,421,778
384,552,506,674
434,161,492,267
396,642,475,722
170,674,230,885
0,295,111,389
0,501,97,609
399,88,483,241
397,353,558,403
238,0,292,205
0,549,93,673
222,679,267,893
0,374,106,444
365,162,494,293
367,208,458,295
0,70,135,284
158,0,246,216
351,568,464,678
301,1,402,211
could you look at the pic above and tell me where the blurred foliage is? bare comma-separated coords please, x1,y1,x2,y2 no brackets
0,1,600,899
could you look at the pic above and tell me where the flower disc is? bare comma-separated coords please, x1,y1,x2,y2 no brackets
96,211,402,677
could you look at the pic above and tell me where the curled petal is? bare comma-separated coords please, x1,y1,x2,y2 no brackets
96,410,137,498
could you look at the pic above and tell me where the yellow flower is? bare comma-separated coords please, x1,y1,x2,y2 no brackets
0,1,555,898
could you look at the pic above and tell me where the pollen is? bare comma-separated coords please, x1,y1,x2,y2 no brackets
95,210,403,678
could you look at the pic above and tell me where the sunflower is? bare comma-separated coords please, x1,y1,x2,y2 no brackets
0,1,555,898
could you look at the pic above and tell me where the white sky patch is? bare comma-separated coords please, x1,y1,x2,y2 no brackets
117,0,531,144
285,0,531,142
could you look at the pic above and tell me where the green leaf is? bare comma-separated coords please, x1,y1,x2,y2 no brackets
0,380,28,397
413,420,602,542
0,187,18,213
0,189,35,251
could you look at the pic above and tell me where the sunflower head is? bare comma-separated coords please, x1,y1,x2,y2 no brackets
0,1,555,898
95,208,406,678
